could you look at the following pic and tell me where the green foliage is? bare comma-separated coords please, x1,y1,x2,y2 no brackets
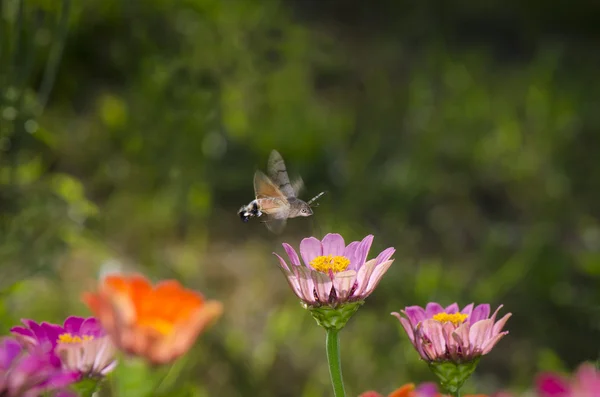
1,0,599,396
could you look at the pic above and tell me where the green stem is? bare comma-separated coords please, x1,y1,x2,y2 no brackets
325,328,346,397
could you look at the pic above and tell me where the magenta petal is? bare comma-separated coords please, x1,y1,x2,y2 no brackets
404,306,427,326
445,303,459,314
470,304,491,323
375,247,395,265
425,302,444,318
415,382,439,397
10,326,34,339
536,373,570,397
63,317,85,335
40,323,64,347
300,237,323,268
321,233,345,256
282,243,301,267
44,371,80,388
80,317,103,337
0,338,22,369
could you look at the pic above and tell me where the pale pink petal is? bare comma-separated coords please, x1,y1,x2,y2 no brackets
489,304,504,323
481,331,508,354
363,259,394,297
332,270,356,301
469,319,493,353
492,313,512,336
343,241,361,271
353,259,377,296
425,302,445,318
321,233,345,256
282,243,301,267
300,237,323,268
414,324,432,360
311,271,332,303
273,253,291,272
279,268,303,298
470,304,491,323
403,306,427,326
420,319,446,360
445,303,460,314
293,266,316,304
391,312,415,343
452,323,471,356
375,247,395,265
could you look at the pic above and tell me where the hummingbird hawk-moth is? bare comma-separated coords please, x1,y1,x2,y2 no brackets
238,150,325,234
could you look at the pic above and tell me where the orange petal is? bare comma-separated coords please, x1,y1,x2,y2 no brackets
388,383,416,397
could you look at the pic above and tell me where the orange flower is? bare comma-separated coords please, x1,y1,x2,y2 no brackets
359,383,488,397
83,273,222,365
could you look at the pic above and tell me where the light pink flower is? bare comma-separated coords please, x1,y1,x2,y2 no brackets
392,302,511,362
536,362,600,397
274,233,395,307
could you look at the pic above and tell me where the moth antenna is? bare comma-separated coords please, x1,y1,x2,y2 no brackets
308,191,326,206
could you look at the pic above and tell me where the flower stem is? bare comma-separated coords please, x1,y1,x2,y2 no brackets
326,328,346,397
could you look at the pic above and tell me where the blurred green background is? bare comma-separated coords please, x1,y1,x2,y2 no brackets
1,0,600,396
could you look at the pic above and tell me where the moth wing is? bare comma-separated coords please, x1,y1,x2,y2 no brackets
254,170,286,200
263,217,287,234
291,176,304,196
268,150,296,198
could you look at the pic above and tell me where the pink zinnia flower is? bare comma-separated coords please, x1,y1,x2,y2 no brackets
274,233,395,307
536,362,600,397
392,302,511,362
11,316,117,378
0,337,79,397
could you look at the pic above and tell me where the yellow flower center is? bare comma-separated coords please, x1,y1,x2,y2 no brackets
57,333,94,344
309,255,350,273
432,312,468,326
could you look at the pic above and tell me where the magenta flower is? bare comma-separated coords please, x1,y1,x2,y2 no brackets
273,233,395,307
11,316,117,378
392,302,511,362
536,362,599,397
0,337,79,397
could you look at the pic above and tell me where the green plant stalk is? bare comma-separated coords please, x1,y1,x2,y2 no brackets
326,328,346,397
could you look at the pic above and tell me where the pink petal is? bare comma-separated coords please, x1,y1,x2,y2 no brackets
445,303,459,314
353,259,377,296
363,259,394,297
573,363,600,396
354,235,374,270
469,319,493,354
420,319,446,360
403,306,427,326
482,331,508,355
273,253,291,272
293,266,316,304
375,247,395,265
311,271,332,303
344,241,361,271
279,268,303,298
300,237,323,268
461,303,474,318
425,303,445,318
451,323,471,356
470,304,491,323
492,312,512,336
391,313,415,343
282,243,302,267
332,270,356,301
321,234,345,256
